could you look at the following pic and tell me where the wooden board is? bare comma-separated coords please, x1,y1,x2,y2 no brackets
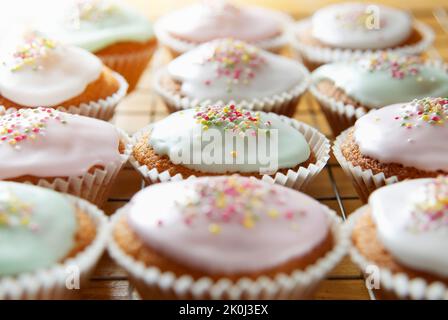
79,0,448,300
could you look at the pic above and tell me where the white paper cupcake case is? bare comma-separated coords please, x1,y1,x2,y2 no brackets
0,195,109,300
19,129,131,208
154,15,293,56
0,72,128,121
333,128,400,203
108,204,348,300
347,206,448,300
289,19,434,66
152,65,310,116
309,59,447,136
127,114,330,192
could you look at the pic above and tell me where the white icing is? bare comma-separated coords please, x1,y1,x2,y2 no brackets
0,34,102,107
311,3,413,49
167,39,305,101
157,1,284,43
370,178,448,277
0,109,123,179
148,108,310,174
127,176,330,274
354,100,448,172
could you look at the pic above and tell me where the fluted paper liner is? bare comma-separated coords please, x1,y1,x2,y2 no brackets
108,204,348,300
153,65,310,116
289,19,434,67
154,15,293,56
0,72,128,121
97,43,157,92
347,206,448,300
0,195,109,300
14,129,131,208
333,129,400,203
310,59,447,136
127,114,330,191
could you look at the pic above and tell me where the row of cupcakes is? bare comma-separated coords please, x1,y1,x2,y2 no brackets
154,1,434,66
1,174,446,300
0,95,446,210
1,0,436,108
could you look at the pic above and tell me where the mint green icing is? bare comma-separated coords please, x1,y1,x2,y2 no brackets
0,182,77,276
148,107,311,174
312,60,448,108
49,1,153,52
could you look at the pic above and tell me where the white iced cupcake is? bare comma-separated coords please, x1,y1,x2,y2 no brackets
290,2,433,70
154,0,292,56
154,38,309,116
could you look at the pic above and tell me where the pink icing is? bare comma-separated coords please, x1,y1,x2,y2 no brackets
160,2,283,43
126,176,330,274
0,108,123,179
354,98,448,172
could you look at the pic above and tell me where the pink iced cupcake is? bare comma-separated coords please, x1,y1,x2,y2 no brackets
154,0,292,56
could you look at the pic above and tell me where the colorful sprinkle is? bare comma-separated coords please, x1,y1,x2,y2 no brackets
71,0,116,26
0,190,37,231
194,104,270,135
0,108,67,149
335,8,385,30
360,53,422,79
202,39,266,92
395,97,448,128
169,176,305,234
9,31,57,72
408,176,448,232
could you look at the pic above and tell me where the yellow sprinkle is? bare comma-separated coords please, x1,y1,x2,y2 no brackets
230,150,237,158
202,125,209,131
0,213,8,225
267,209,279,219
422,114,430,121
21,217,30,226
216,196,226,208
243,216,255,229
8,140,16,145
208,223,221,235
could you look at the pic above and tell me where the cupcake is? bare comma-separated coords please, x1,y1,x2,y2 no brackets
0,181,108,299
0,107,129,207
129,104,330,191
154,0,292,57
0,30,127,120
333,97,448,202
310,53,448,136
45,0,156,91
348,177,448,299
154,38,309,116
290,2,434,70
108,176,348,299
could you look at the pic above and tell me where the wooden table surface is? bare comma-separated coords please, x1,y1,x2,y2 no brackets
79,0,448,300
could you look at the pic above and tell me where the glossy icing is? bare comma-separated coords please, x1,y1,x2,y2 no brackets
0,182,76,276
127,176,330,274
148,106,311,174
312,54,448,108
0,31,102,107
370,177,448,277
354,98,448,172
45,0,154,52
157,1,284,43
167,39,305,101
0,108,123,179
311,3,412,49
